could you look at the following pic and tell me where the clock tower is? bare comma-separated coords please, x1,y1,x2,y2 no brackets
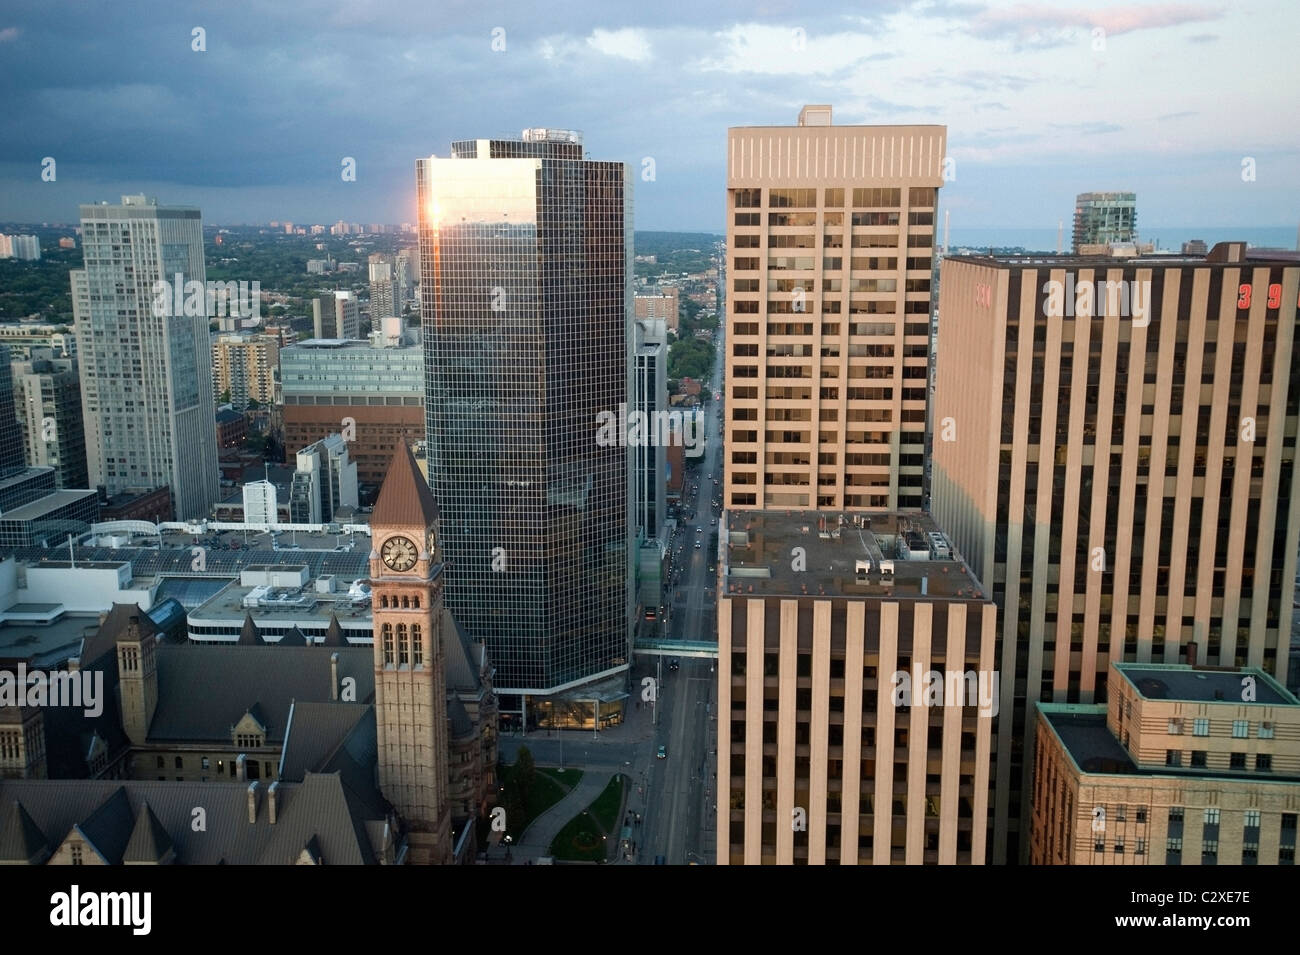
368,443,452,864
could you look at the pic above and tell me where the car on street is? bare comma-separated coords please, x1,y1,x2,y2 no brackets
695,541,701,549
669,658,679,671
657,745,667,759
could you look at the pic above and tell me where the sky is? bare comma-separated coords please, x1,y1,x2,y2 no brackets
0,0,1297,233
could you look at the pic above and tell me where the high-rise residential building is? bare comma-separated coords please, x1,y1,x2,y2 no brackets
723,105,945,513
368,254,398,320
289,433,359,524
1073,192,1137,252
1032,661,1300,865
0,234,41,261
633,318,668,540
931,241,1300,863
212,332,279,411
312,290,360,339
417,127,633,716
717,509,995,865
70,195,219,520
395,248,417,307
11,352,88,489
279,337,423,489
635,287,679,332
0,346,24,475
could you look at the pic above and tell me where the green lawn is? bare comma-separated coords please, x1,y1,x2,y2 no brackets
495,760,581,841
549,773,627,862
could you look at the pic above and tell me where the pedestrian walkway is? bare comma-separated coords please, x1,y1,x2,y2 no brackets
515,770,613,861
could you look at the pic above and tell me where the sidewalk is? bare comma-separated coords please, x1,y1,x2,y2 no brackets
514,770,613,862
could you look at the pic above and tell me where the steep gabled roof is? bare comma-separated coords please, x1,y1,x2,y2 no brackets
370,443,439,528
321,614,347,647
279,626,308,647
74,786,133,864
237,613,262,646
122,800,173,864
0,799,50,864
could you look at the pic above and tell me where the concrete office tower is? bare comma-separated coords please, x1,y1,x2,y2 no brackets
1032,661,1300,865
289,433,359,524
0,346,22,475
724,105,946,512
212,332,279,411
1073,192,1137,252
280,338,424,489
12,352,88,489
369,253,398,320
312,291,360,340
717,510,995,865
70,195,219,520
633,318,668,540
932,241,1300,863
417,128,633,718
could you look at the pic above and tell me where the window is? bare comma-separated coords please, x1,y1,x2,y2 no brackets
1136,808,1147,823
1094,838,1105,852
1114,840,1124,854
156,756,165,769
398,624,409,665
1230,752,1246,769
1260,721,1275,739
412,623,423,667
1283,813,1297,832
1232,719,1249,738
70,844,83,865
1166,837,1183,851
174,756,183,770
1204,808,1220,824
1244,810,1261,828
201,757,210,770
1281,847,1295,864
382,623,394,665
1193,718,1209,736
1167,718,1184,735
1166,750,1181,766
1256,753,1272,771
1135,838,1146,855
1169,806,1185,822
1203,839,1218,860
1190,751,1207,768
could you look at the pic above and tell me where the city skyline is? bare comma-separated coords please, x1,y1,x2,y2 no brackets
1,1,1297,231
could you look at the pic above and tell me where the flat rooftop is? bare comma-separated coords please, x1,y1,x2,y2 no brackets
188,578,379,631
1116,663,1296,706
721,510,984,600
948,241,1298,269
0,614,101,667
1040,705,1300,782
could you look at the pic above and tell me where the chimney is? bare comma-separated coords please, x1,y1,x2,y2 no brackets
330,652,340,701
1185,641,1198,667
268,781,279,825
247,780,260,824
236,753,247,781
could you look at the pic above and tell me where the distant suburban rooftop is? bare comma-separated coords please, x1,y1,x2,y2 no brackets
949,240,1298,269
722,510,984,601
1115,663,1296,706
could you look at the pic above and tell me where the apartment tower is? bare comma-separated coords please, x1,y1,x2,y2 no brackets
724,106,945,512
71,195,219,520
932,241,1300,862
417,129,634,720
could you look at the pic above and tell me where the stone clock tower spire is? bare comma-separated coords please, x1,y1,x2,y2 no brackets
369,443,452,864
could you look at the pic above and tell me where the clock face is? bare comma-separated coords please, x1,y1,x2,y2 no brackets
381,535,418,572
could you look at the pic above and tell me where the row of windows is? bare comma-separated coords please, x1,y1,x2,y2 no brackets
381,622,425,666
1166,716,1274,738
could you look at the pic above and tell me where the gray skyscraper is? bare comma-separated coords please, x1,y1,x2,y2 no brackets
633,318,668,540
0,345,23,475
71,195,218,519
417,129,633,721
1072,191,1137,251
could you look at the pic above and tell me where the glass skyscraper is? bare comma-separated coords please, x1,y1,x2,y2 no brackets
416,130,633,706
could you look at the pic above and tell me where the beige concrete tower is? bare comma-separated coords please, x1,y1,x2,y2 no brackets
725,106,946,512
369,443,452,864
116,611,158,748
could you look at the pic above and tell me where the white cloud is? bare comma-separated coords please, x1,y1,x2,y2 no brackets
586,27,652,62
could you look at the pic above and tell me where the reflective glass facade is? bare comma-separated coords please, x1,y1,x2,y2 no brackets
417,135,633,694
